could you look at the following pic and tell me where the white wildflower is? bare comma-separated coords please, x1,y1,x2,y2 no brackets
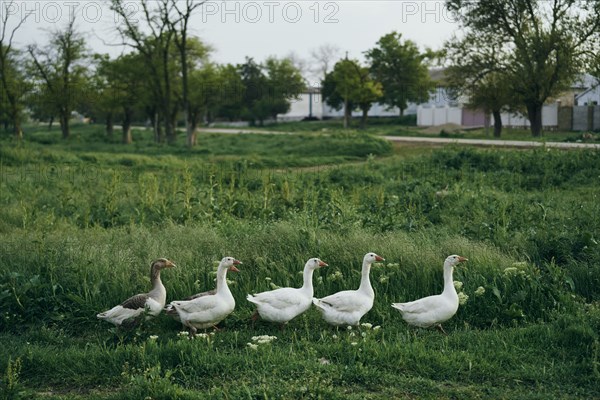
503,267,518,277
247,343,258,350
361,332,367,338
458,292,469,305
350,342,358,346
361,323,373,330
178,331,189,337
453,281,463,291
349,332,356,337
474,286,486,296
332,334,338,340
346,326,352,331
330,271,344,281
148,335,158,341
373,326,381,331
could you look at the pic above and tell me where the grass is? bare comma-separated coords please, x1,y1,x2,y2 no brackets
1,124,599,398
253,117,598,143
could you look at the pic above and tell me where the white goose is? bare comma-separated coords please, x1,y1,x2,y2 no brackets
247,258,328,325
165,257,241,337
97,258,176,326
392,255,467,334
313,253,384,326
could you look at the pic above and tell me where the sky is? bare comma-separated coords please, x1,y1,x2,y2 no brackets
6,1,459,80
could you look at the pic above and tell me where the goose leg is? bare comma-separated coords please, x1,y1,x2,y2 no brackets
435,324,448,335
251,310,260,322
188,326,197,339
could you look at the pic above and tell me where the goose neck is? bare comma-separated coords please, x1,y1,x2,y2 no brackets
442,263,456,295
358,261,373,295
301,266,315,295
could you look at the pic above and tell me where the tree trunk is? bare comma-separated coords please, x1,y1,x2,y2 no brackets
399,107,405,117
152,111,162,143
59,112,70,139
122,108,133,144
527,104,543,137
492,109,502,138
106,112,114,138
185,110,195,148
166,111,177,144
343,98,350,129
360,107,368,129
48,116,54,130
10,107,23,140
13,121,22,140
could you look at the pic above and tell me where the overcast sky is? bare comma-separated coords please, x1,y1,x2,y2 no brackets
7,1,459,80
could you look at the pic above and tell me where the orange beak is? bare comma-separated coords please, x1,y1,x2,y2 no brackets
375,255,385,262
319,260,328,267
229,259,242,272
166,260,177,268
457,256,468,263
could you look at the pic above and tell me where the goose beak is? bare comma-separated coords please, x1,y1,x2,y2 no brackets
229,259,242,272
375,255,385,262
319,260,328,267
166,260,177,268
457,256,468,263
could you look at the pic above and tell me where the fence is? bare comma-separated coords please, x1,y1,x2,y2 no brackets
417,104,600,131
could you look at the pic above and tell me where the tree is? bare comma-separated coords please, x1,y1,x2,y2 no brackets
95,53,147,144
238,57,304,126
263,57,305,120
447,0,600,137
167,0,206,147
28,15,88,139
309,44,341,83
213,64,244,122
445,32,517,137
111,0,177,143
322,58,382,129
0,0,30,139
365,32,435,116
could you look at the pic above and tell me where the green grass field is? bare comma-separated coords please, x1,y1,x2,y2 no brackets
1,124,599,399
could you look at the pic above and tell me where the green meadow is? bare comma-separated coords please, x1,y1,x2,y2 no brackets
1,124,599,399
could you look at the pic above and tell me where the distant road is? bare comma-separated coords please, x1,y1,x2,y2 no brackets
197,128,600,150
382,135,600,149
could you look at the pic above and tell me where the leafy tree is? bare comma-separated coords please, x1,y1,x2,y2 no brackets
111,0,177,143
94,53,147,144
323,58,382,129
365,32,435,116
445,32,517,137
167,0,206,147
214,64,244,122
447,0,600,137
27,16,88,139
238,57,304,126
263,57,305,120
0,0,30,139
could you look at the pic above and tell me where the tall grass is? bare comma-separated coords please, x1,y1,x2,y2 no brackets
1,130,599,397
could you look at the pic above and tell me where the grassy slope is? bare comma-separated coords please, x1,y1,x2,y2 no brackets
0,124,599,399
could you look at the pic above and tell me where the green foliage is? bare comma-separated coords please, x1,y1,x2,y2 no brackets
238,56,305,126
1,129,600,397
323,58,383,128
0,357,28,400
446,0,600,136
365,31,435,115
